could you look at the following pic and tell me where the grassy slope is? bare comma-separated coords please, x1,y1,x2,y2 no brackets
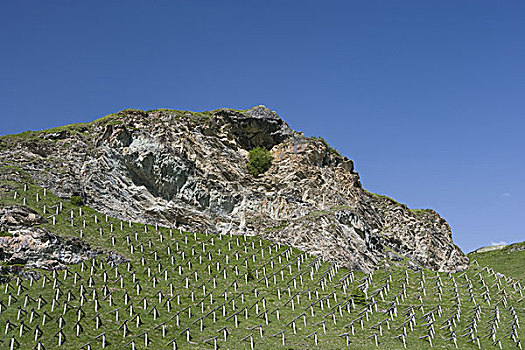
468,242,525,283
0,107,249,143
0,176,523,348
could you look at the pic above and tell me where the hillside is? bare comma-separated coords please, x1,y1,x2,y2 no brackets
0,167,523,349
7,106,523,349
469,242,525,283
0,106,467,273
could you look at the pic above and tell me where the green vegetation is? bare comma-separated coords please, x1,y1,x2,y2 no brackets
146,107,249,127
118,108,146,115
37,122,91,136
70,195,84,206
247,146,273,177
1,107,524,348
302,209,331,221
90,112,122,126
330,205,353,211
0,107,253,147
0,109,128,145
0,120,95,144
365,191,436,218
147,107,247,116
264,220,289,233
0,167,523,349
351,286,367,306
364,189,401,206
310,136,341,156
0,231,12,237
0,130,45,142
0,165,31,181
410,208,433,217
468,241,525,283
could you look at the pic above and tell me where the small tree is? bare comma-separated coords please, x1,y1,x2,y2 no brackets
247,147,272,177
70,195,84,206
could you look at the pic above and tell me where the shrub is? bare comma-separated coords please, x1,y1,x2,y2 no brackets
247,147,272,177
0,231,12,237
70,195,84,206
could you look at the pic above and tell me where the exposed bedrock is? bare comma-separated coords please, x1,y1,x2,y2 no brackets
0,106,468,272
0,205,96,269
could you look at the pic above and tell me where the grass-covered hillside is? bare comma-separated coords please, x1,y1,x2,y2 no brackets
0,166,523,349
468,242,525,283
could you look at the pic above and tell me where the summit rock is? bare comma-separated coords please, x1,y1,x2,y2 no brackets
0,106,468,272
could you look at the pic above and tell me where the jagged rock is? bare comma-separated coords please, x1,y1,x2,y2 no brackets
214,106,293,149
0,226,96,269
0,205,97,269
0,106,469,272
0,205,47,229
105,252,130,267
40,130,69,140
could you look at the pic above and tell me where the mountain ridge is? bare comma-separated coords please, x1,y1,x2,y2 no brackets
0,105,468,273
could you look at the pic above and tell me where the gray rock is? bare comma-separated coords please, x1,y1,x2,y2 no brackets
0,205,47,229
0,226,96,269
106,252,130,267
214,106,293,149
0,205,96,269
41,130,69,140
0,106,469,273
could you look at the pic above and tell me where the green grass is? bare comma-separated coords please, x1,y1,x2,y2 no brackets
264,221,289,233
468,241,525,283
364,190,402,206
0,107,252,147
409,208,434,217
365,192,436,219
0,172,523,349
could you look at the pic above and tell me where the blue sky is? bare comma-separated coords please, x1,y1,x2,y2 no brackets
1,1,523,252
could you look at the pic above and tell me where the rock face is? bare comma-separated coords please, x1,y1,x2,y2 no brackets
0,205,47,228
0,205,96,269
0,106,469,272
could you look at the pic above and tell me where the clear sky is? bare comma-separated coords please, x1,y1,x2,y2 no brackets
1,1,523,252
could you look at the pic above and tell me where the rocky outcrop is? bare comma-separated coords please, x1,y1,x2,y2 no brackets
214,106,293,150
0,205,96,269
0,205,47,228
0,106,469,272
